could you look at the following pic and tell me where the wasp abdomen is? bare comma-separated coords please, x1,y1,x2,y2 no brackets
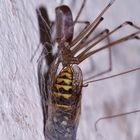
46,64,83,139
52,66,73,109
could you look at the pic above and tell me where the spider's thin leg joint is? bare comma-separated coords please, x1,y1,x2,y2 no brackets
100,17,104,21
119,21,140,30
103,29,109,34
125,21,133,25
118,21,132,28
85,21,90,24
134,36,140,39
82,83,88,87
131,32,140,39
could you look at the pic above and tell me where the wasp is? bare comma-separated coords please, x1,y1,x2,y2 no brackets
37,0,140,139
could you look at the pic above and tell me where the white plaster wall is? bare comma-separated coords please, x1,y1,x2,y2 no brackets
0,0,140,140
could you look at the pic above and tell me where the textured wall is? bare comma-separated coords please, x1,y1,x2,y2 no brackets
0,0,140,140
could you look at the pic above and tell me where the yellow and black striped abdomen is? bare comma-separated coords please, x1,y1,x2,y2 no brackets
46,64,83,139
52,66,73,109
